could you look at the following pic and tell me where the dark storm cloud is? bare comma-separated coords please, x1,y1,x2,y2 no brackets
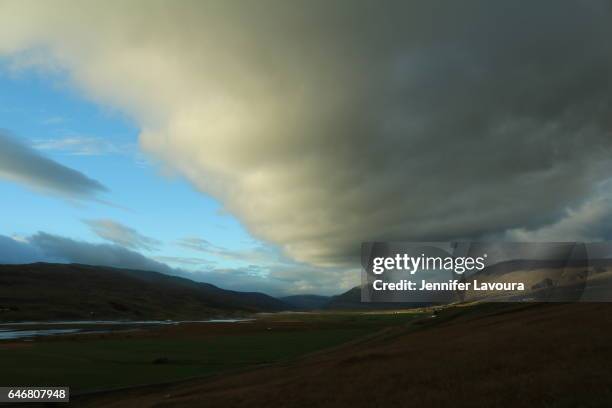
1,1,611,268
0,132,108,199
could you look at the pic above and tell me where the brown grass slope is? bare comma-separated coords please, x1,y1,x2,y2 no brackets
76,302,612,408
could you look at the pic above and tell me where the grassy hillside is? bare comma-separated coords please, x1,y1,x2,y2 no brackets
78,303,612,407
0,263,289,321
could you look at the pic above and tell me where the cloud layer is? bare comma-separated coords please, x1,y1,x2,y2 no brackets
32,136,125,156
179,237,277,264
1,1,611,268
84,219,161,251
0,131,107,199
506,187,612,242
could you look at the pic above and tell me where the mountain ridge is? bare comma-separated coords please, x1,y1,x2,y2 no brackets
0,262,290,321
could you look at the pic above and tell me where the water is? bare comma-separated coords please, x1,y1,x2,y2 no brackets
202,319,254,323
0,318,254,340
0,318,253,326
0,328,81,340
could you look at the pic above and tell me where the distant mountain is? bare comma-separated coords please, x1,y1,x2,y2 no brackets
325,287,362,309
0,263,290,321
325,287,429,310
281,295,330,310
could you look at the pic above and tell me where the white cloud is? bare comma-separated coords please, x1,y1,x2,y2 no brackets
84,219,161,251
178,237,280,264
41,116,66,125
32,136,127,156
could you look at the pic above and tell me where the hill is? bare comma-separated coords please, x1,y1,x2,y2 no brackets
76,302,612,407
0,262,290,321
280,295,330,310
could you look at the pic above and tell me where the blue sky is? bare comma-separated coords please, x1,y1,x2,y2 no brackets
0,56,353,297
0,61,276,282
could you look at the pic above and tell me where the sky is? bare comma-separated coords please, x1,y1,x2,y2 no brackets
0,59,331,295
0,0,611,296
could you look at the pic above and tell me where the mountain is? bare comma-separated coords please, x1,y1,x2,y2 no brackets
0,263,290,321
464,258,612,302
280,295,330,310
325,287,362,309
325,287,429,310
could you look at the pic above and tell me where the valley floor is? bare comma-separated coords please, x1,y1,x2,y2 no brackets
72,303,612,408
0,312,418,397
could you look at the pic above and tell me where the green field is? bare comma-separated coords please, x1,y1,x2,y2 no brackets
0,312,422,393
